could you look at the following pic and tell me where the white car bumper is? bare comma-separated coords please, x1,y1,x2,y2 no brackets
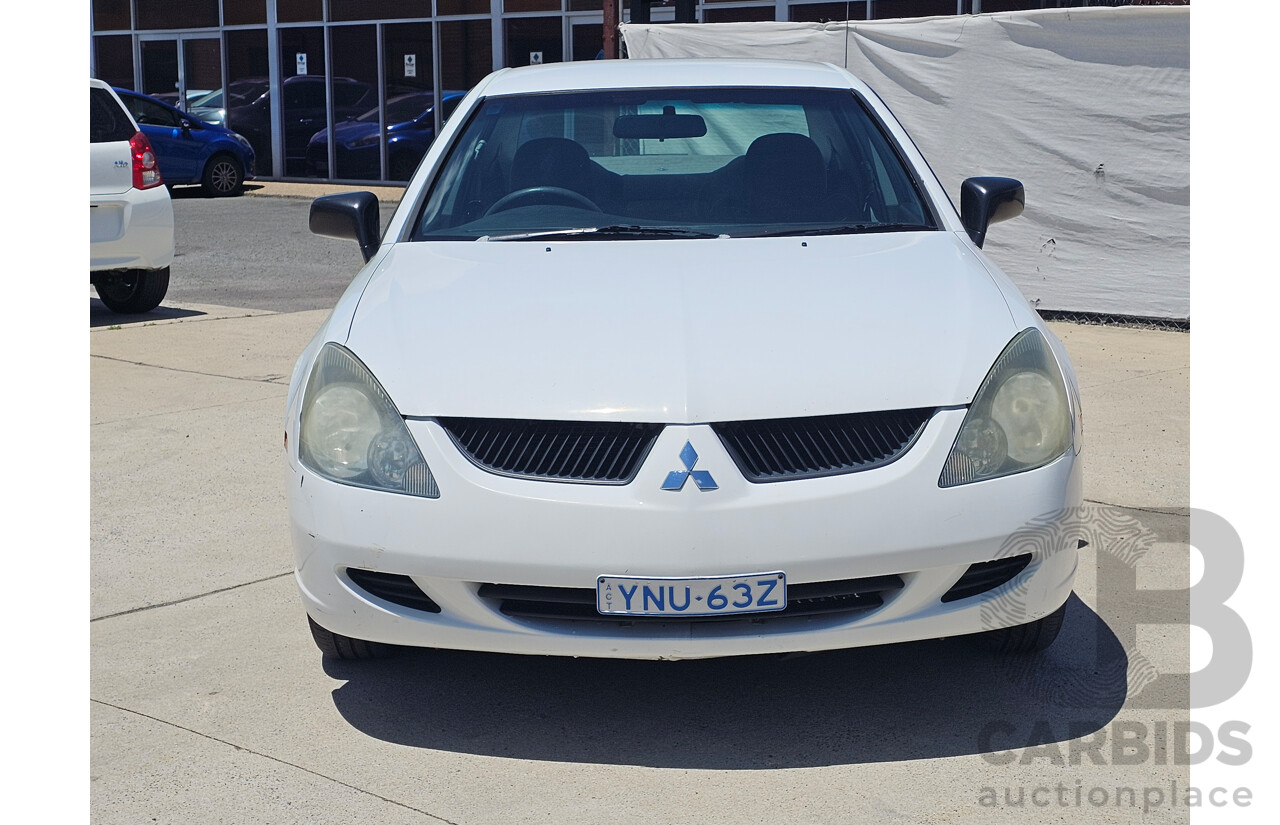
289,409,1082,659
90,184,174,272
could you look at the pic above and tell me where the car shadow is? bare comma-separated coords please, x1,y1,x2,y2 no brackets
90,299,206,327
168,185,249,200
325,594,1129,769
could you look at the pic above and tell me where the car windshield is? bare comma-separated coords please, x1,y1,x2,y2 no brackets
413,87,936,241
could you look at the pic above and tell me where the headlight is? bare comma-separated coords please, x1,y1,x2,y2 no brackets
299,343,439,498
940,328,1072,487
350,134,380,148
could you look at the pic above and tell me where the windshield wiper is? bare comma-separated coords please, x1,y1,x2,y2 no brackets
745,223,935,238
589,225,722,239
480,225,721,242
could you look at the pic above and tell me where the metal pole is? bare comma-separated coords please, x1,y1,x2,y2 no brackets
267,0,283,178
603,0,618,59
432,0,443,138
324,27,336,181
376,25,388,181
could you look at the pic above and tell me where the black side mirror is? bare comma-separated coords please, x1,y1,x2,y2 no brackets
960,177,1025,249
179,118,193,133
310,192,381,262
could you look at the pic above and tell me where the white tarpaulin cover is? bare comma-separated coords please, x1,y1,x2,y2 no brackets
621,7,1189,320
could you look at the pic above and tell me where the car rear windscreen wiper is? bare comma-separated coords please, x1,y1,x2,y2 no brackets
481,225,722,241
745,223,935,238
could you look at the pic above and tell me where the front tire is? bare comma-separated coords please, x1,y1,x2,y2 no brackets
93,267,170,314
307,615,397,660
980,599,1068,654
202,153,244,197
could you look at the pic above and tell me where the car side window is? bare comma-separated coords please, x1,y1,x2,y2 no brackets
90,87,136,143
129,97,179,128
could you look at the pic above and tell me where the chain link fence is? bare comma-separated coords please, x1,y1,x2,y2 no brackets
1038,310,1189,333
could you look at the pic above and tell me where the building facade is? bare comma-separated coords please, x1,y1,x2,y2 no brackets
89,0,1183,182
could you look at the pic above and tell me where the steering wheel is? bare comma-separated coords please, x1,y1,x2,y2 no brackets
485,186,601,216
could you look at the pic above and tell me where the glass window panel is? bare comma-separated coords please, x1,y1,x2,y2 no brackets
505,17,563,67
309,26,382,180
277,27,329,175
384,22,435,180
93,35,135,89
571,24,604,61
385,22,435,97
790,2,869,21
505,0,563,12
441,19,493,89
277,0,323,23
703,6,777,21
140,41,179,99
221,29,272,173
183,39,223,109
136,0,218,29
224,0,267,25
981,1,1050,11
331,0,433,21
439,0,492,14
92,0,131,31
871,0,958,18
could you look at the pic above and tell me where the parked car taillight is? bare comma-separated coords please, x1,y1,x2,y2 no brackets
129,131,163,189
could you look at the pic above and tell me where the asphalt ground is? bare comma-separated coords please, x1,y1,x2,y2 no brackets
89,183,1194,824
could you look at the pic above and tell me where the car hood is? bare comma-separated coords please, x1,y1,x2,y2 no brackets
343,232,1019,422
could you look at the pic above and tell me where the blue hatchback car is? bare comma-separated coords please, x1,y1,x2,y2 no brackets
114,88,256,197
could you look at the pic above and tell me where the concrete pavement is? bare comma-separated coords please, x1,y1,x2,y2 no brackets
90,280,1191,822
243,179,407,203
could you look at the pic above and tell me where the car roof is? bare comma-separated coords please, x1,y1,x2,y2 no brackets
476,58,862,98
113,86,166,103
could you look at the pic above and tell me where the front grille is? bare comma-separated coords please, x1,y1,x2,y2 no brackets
438,417,663,484
712,408,934,482
478,575,904,624
940,554,1033,603
346,569,441,613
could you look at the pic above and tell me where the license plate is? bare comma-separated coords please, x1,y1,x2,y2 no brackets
596,572,787,617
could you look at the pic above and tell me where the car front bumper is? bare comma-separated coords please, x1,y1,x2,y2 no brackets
289,409,1083,659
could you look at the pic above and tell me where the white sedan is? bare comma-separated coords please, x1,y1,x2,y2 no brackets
287,58,1083,661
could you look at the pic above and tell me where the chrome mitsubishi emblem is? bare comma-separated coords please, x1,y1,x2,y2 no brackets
662,441,718,491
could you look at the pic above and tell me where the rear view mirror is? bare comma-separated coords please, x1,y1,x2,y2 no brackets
613,107,707,140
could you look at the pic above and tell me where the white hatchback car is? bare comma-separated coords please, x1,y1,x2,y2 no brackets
90,78,174,314
288,59,1084,662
